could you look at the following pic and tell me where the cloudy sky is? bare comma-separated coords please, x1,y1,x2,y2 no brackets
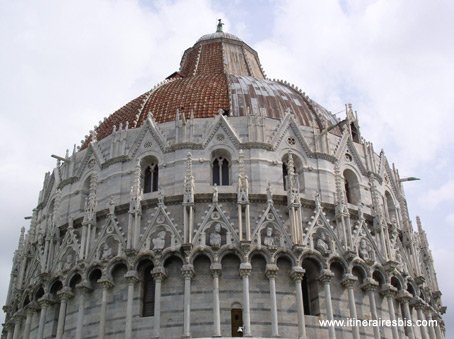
1,0,453,333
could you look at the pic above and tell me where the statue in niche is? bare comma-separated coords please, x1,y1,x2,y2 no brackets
152,231,166,250
100,242,113,260
212,184,219,203
108,198,115,216
395,249,408,275
210,223,222,248
63,251,74,271
238,174,249,202
358,238,373,262
316,231,330,256
37,232,45,253
263,226,275,247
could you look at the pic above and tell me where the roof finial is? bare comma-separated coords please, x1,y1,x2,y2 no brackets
216,19,224,33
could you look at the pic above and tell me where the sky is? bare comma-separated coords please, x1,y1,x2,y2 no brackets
1,0,453,333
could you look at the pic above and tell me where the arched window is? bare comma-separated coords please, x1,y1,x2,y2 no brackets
212,151,230,186
142,266,155,316
343,169,360,205
141,157,159,193
301,259,320,316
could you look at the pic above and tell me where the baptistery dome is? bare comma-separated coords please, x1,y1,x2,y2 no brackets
3,22,445,339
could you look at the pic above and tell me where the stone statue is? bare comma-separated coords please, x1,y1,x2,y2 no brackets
263,226,275,247
63,252,74,271
316,232,330,255
359,238,371,261
210,223,222,247
101,242,113,259
152,231,166,250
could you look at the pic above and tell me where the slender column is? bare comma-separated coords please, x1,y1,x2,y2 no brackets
412,298,428,339
189,207,194,242
319,269,336,339
266,264,279,337
342,274,360,339
23,304,37,339
362,278,380,339
98,279,114,339
12,313,24,339
433,314,443,339
380,284,399,339
56,287,73,339
424,308,436,339
183,207,188,242
211,264,222,337
75,281,92,339
5,323,14,339
290,266,306,339
152,267,166,338
37,295,52,339
397,291,415,339
182,264,194,338
240,263,252,337
245,204,251,241
238,205,243,241
124,271,139,339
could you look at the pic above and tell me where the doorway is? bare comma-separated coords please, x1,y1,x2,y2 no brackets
231,308,244,337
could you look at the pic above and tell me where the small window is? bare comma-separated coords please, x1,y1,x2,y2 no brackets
142,267,155,317
143,163,159,193
231,308,243,337
212,156,230,186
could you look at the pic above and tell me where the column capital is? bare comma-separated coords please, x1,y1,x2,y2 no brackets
210,263,222,277
239,262,252,277
152,266,167,281
319,269,334,283
380,283,397,297
124,270,139,284
98,278,114,289
57,287,74,301
290,266,305,281
265,264,279,279
37,294,54,308
410,297,425,310
341,273,358,288
396,290,413,303
181,264,194,279
76,280,93,294
12,311,25,322
361,278,379,292
25,301,39,315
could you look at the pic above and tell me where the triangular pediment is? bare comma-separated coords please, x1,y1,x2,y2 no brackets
76,143,103,178
89,214,126,261
252,203,292,249
202,115,241,148
129,116,168,158
270,113,312,156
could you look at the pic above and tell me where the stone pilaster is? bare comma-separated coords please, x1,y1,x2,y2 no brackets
240,262,252,337
211,263,222,337
319,269,336,339
361,278,380,339
56,287,74,339
98,279,114,339
380,284,399,339
124,271,139,339
75,281,92,339
266,264,279,337
37,294,53,339
182,264,194,338
152,266,167,339
397,290,415,339
411,298,428,339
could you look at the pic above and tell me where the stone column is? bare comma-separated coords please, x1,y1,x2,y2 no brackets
124,271,139,339
433,314,443,339
266,264,279,337
5,323,14,339
56,287,73,339
12,313,24,339
98,279,114,339
380,284,399,339
290,266,306,339
412,298,428,339
75,281,92,339
23,305,37,339
319,269,336,339
210,263,222,337
152,267,166,339
424,307,436,339
240,262,252,337
37,295,52,339
182,264,194,338
342,274,360,339
362,278,380,339
397,291,415,339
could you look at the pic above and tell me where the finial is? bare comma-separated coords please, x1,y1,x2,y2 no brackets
216,19,224,33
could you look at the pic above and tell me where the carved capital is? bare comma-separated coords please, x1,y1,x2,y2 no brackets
265,264,279,279
361,278,379,292
152,266,167,281
290,266,305,282
319,269,334,284
124,270,139,284
341,273,357,288
37,294,54,308
57,287,74,301
396,290,413,303
380,283,397,298
98,279,114,289
181,264,194,280
76,281,93,294
239,262,252,277
210,263,222,278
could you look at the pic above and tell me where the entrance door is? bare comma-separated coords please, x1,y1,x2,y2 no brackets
231,308,244,337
